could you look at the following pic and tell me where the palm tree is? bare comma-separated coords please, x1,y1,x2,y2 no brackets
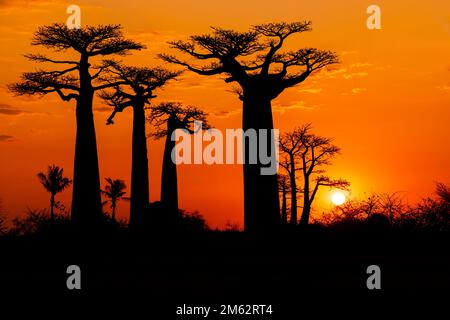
101,178,127,222
37,165,72,223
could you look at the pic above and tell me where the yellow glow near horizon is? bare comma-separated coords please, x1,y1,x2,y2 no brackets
331,191,346,206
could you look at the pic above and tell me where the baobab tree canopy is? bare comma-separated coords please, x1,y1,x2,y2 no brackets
160,21,338,99
99,61,181,124
10,24,145,100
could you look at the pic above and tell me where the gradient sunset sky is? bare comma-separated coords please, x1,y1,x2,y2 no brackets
0,0,449,228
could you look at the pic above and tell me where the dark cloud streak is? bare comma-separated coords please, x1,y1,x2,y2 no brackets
0,135,14,142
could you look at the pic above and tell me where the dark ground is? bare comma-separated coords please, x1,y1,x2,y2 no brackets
0,226,449,318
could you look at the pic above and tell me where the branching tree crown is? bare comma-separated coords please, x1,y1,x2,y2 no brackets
98,60,181,124
9,24,145,101
160,22,338,99
149,102,210,138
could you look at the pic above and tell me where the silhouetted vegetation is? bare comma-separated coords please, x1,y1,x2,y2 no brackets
277,175,291,225
149,102,210,211
9,24,144,227
100,61,180,228
318,183,450,232
161,22,338,233
3,20,448,241
101,178,127,222
280,125,349,225
0,199,6,235
37,165,72,223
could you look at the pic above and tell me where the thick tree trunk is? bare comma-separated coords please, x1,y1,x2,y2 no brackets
281,187,287,224
160,122,178,211
242,94,280,234
71,58,102,226
299,176,311,226
129,102,150,228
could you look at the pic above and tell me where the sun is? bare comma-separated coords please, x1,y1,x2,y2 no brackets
331,191,346,206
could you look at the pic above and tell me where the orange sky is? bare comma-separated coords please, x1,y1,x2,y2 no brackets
0,0,449,228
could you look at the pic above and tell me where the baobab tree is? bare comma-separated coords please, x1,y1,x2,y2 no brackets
161,21,338,233
37,165,72,223
277,174,291,225
9,24,144,226
150,102,209,211
279,125,311,225
294,129,349,226
101,178,127,222
99,61,180,228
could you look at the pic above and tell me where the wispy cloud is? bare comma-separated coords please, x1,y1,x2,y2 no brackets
211,108,240,118
343,72,368,79
437,85,450,92
297,88,323,94
351,88,367,94
0,103,27,115
0,103,49,116
349,62,373,68
273,100,315,114
0,134,14,142
0,0,59,9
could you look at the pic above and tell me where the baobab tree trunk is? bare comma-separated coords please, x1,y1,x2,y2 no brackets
129,102,150,228
161,122,178,211
71,58,102,226
299,176,311,226
242,93,280,234
281,186,287,224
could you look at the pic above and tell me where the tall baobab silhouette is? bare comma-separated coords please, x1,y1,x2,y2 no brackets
37,165,72,223
99,61,180,228
9,24,144,226
150,102,210,211
101,178,127,222
277,174,291,225
279,125,311,225
161,21,338,233
281,126,349,225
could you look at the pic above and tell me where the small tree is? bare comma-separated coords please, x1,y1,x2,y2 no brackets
37,165,72,223
99,61,180,227
101,178,127,222
149,102,209,211
297,133,349,225
279,124,311,224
